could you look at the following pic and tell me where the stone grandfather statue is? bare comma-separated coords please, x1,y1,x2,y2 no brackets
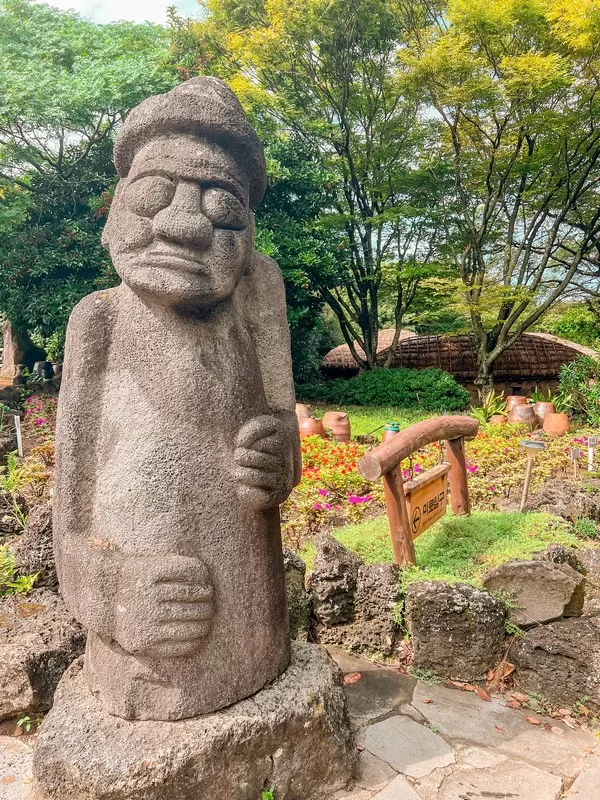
53,77,301,721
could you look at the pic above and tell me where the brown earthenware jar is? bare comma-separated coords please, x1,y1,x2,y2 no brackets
295,403,313,419
322,411,351,442
507,403,538,430
533,401,556,427
298,416,327,439
543,412,570,437
489,414,506,426
505,395,528,412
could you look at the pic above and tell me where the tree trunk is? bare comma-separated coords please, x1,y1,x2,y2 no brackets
474,352,494,404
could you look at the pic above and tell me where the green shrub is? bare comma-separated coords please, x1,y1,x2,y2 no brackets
558,356,600,424
296,367,471,411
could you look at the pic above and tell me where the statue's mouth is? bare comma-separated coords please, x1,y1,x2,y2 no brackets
144,244,206,272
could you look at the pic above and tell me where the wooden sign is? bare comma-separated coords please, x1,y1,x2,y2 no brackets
403,463,451,539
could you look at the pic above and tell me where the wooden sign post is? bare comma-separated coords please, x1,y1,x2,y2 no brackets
358,416,478,566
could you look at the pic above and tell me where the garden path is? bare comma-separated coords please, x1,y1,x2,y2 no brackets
1,647,598,799
330,647,600,800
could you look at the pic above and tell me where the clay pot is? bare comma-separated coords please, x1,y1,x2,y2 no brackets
322,411,351,442
507,403,538,430
382,423,401,442
543,412,570,437
295,403,313,419
533,401,555,427
489,414,506,426
505,395,528,412
298,417,327,439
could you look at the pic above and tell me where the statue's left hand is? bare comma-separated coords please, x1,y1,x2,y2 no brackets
234,415,292,509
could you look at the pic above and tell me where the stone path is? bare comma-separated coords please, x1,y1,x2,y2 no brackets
2,646,599,799
329,647,600,800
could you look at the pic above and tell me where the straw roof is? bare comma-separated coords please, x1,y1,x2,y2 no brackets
321,329,417,373
321,331,598,380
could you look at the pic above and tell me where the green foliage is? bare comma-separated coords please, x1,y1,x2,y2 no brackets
261,790,275,800
558,356,600,422
470,390,506,423
16,715,43,733
326,511,583,587
0,543,36,596
533,303,600,349
297,368,471,412
503,619,525,639
574,518,600,540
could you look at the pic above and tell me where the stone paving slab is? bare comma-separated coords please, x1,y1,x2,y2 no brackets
565,754,600,798
371,775,420,799
412,681,597,778
354,751,398,792
0,737,32,800
327,647,415,725
415,758,563,800
364,715,455,779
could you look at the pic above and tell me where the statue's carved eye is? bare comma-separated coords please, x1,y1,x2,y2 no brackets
202,188,247,230
126,176,175,218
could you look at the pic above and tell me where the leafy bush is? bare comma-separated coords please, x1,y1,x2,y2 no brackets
470,390,506,423
296,368,471,411
558,356,600,423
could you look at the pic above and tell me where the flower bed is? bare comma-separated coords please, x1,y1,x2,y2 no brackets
282,422,600,550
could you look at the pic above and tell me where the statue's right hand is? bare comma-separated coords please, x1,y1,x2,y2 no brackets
114,555,214,659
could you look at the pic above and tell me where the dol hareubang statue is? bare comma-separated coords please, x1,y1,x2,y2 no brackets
54,77,301,721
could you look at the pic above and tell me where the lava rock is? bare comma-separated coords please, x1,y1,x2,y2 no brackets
0,428,17,465
283,547,310,641
11,502,56,588
33,642,354,800
405,581,506,681
0,589,86,721
513,615,600,710
482,560,584,626
308,535,401,656
575,547,600,615
309,533,362,626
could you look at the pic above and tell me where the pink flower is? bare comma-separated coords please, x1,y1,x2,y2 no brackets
312,503,322,511
466,463,478,474
318,489,329,496
414,464,423,474
403,469,410,480
489,485,495,492
324,503,332,510
347,494,373,504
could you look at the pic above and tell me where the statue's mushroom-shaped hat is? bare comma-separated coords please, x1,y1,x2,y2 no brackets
114,77,266,208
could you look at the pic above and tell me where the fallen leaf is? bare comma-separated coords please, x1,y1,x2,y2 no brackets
562,717,578,729
475,686,491,702
344,673,361,685
525,715,540,725
495,725,504,733
543,723,552,731
558,708,572,717
512,692,529,703
2,777,15,785
448,681,466,689
579,705,590,717
463,684,476,692
423,699,434,705
487,670,495,681
550,726,564,735
507,699,521,709
502,662,516,677
23,778,33,785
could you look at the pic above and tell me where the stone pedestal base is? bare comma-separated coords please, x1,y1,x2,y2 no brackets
32,642,354,800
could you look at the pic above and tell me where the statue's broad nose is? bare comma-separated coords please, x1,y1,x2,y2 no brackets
153,182,212,250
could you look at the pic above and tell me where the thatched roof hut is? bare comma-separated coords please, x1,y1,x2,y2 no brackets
321,331,598,391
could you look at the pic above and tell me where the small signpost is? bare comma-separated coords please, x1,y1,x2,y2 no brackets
588,436,598,472
571,446,582,480
13,414,23,458
519,440,546,512
358,416,478,566
404,463,450,539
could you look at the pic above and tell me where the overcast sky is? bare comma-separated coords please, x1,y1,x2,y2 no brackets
46,0,201,25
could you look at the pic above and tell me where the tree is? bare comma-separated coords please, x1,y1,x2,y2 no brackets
406,0,600,397
169,0,446,371
0,0,176,353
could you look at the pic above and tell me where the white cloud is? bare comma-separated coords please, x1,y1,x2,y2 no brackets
45,0,201,25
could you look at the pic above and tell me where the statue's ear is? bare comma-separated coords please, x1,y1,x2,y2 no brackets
101,181,125,253
244,211,256,275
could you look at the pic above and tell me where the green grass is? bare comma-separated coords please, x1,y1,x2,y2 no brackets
311,405,431,438
300,510,585,587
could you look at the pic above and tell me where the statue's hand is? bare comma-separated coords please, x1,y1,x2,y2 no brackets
114,555,214,659
234,415,292,509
